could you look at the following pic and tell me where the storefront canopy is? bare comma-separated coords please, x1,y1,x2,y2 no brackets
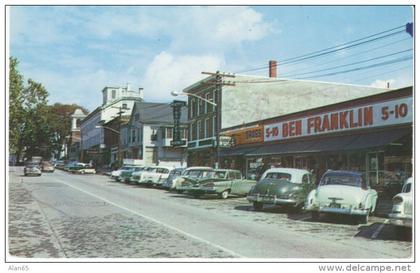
244,127,411,157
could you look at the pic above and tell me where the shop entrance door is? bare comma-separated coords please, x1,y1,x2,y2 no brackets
367,152,379,187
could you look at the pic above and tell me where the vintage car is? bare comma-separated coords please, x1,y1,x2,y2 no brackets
169,166,214,191
111,165,137,180
138,166,174,186
247,168,315,211
184,169,257,199
118,166,145,183
130,166,156,184
73,166,96,174
24,163,42,176
162,168,186,189
305,170,378,224
41,161,55,172
389,177,412,228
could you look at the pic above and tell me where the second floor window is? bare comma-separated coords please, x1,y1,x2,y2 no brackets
191,122,197,141
199,119,205,139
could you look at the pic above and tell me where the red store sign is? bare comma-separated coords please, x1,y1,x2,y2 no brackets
264,97,412,142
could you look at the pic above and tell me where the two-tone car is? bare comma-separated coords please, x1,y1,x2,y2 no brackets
162,168,186,189
170,167,214,192
305,170,378,224
24,163,42,176
111,165,137,181
130,166,156,184
247,168,315,211
118,166,145,183
184,169,257,199
389,177,412,228
139,166,174,186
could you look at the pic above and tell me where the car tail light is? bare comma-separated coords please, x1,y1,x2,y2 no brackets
393,196,403,205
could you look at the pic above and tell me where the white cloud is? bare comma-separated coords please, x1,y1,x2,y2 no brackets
142,52,225,101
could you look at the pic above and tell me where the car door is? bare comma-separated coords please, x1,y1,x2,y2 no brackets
231,171,248,194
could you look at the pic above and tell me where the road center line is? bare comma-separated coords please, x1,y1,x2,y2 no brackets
55,178,245,258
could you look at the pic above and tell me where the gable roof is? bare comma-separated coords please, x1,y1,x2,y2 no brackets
131,101,188,124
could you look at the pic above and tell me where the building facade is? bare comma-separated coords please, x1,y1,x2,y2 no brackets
220,87,412,201
120,102,188,167
185,63,390,168
80,84,144,163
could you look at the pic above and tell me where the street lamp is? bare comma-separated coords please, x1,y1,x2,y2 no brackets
171,90,220,169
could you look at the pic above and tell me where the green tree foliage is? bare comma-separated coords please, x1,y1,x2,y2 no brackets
9,57,88,161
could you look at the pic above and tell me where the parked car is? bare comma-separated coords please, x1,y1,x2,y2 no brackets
130,166,156,184
138,166,174,186
41,161,55,172
305,170,378,224
170,167,214,192
247,168,315,211
118,166,145,182
64,162,87,172
162,168,186,189
389,177,412,228
73,166,97,174
184,169,257,199
110,165,137,181
24,163,42,176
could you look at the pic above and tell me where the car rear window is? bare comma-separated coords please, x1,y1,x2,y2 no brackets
402,183,411,193
264,172,292,181
320,173,365,188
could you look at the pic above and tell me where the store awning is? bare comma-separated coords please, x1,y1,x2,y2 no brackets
220,145,259,156
245,128,411,156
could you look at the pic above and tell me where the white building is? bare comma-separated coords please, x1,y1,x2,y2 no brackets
80,84,144,161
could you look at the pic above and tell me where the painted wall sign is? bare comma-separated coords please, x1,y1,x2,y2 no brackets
225,125,264,145
264,97,412,142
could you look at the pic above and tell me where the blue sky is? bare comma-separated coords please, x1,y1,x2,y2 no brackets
10,6,413,111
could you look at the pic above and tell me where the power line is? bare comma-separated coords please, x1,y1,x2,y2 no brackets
282,48,412,78
353,64,412,83
297,55,412,79
236,24,407,74
279,36,411,76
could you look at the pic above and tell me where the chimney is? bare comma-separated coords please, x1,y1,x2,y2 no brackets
269,60,277,78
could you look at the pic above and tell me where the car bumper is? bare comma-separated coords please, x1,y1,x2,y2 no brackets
315,206,369,216
247,195,297,206
187,187,218,195
388,214,412,227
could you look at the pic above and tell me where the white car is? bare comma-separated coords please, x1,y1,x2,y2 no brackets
74,167,96,174
138,166,174,186
305,170,378,224
389,177,412,227
170,166,213,191
130,166,156,184
111,166,136,180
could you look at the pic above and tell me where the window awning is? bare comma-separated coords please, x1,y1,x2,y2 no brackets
243,127,411,157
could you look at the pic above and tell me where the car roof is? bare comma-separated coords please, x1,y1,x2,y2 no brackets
265,167,310,175
405,177,413,185
185,166,213,170
213,169,240,172
323,170,363,176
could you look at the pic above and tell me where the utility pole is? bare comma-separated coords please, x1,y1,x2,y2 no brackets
201,71,235,169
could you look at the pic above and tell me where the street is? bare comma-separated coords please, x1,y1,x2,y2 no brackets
8,167,412,259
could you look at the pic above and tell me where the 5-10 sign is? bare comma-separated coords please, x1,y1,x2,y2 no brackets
381,103,409,120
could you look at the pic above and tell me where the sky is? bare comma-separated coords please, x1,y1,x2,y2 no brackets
9,5,413,111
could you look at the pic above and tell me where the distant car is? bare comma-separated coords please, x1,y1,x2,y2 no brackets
305,170,378,224
247,168,315,211
74,167,97,174
110,165,137,181
139,166,174,186
162,168,186,189
24,163,42,176
389,177,412,228
119,166,145,182
184,169,257,199
41,161,55,172
170,167,214,192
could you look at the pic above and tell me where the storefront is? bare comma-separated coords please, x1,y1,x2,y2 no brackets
220,87,413,198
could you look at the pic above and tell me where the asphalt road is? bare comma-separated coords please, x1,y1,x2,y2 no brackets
8,167,412,259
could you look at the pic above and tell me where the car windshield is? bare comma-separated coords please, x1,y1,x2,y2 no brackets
402,183,411,193
186,170,210,178
320,173,365,188
264,172,292,181
204,171,226,179
26,164,38,168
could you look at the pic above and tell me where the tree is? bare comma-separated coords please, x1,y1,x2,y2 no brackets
45,103,88,159
9,57,25,157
